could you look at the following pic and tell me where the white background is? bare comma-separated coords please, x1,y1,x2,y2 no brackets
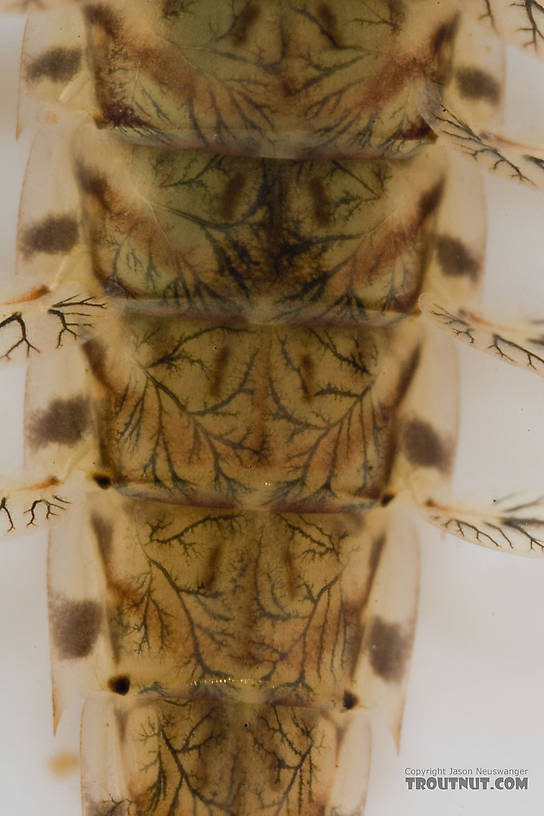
0,12,544,816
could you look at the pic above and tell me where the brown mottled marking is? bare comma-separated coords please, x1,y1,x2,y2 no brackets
368,617,411,682
83,4,120,38
418,180,444,224
91,512,113,563
316,3,342,47
75,161,110,210
300,354,316,402
21,215,78,257
221,171,246,220
344,533,385,678
30,395,90,448
231,3,261,45
96,100,150,131
210,346,231,397
162,0,182,17
309,177,331,227
429,17,459,86
402,418,449,470
27,48,82,83
387,0,405,27
83,338,108,384
456,67,501,105
52,599,102,659
435,235,479,280
399,116,436,143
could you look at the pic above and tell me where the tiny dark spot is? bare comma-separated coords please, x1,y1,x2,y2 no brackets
52,599,101,659
22,215,79,258
368,617,411,682
435,235,479,280
231,3,260,45
456,67,501,105
402,418,449,470
343,690,359,710
30,395,91,448
221,172,246,220
210,346,231,398
93,473,112,489
380,492,395,508
108,675,130,695
91,512,113,562
309,177,331,227
27,47,81,83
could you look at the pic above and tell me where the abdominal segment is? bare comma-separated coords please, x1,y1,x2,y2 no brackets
8,0,540,813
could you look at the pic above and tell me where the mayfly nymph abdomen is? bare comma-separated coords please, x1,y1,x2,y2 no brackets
1,1,544,814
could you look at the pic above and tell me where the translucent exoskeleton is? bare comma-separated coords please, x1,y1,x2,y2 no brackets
1,2,544,814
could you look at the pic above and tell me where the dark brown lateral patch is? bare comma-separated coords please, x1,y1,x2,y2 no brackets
31,395,90,448
456,67,501,105
231,3,261,45
435,235,479,280
368,617,411,682
52,599,101,659
27,48,82,83
402,418,448,470
21,215,78,258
